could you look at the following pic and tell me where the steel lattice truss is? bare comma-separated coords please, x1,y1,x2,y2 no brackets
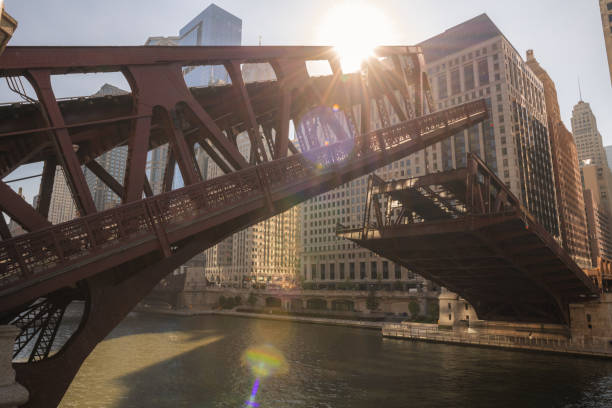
338,153,599,324
0,45,487,407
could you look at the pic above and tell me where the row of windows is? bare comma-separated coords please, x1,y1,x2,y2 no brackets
307,261,413,281
436,58,490,99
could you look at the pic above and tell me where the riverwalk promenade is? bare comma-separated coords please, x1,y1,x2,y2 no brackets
382,323,612,359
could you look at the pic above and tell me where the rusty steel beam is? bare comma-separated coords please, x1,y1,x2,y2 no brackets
224,60,268,163
36,157,57,219
0,181,50,232
84,159,124,199
0,45,422,74
160,108,200,186
27,70,96,215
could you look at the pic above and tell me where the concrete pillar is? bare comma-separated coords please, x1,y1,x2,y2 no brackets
0,326,29,407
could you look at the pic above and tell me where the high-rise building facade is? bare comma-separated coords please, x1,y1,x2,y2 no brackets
419,14,559,236
203,135,300,288
525,50,591,267
600,0,612,85
606,145,612,170
571,100,607,167
83,84,130,210
301,14,560,290
47,167,78,225
584,189,612,264
179,3,241,86
582,164,612,218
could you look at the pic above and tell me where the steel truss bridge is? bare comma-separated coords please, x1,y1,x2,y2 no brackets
338,153,599,325
0,44,488,406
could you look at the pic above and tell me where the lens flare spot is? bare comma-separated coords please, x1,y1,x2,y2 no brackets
242,345,287,378
332,103,340,112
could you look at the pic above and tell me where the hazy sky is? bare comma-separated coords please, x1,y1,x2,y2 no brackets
2,0,611,202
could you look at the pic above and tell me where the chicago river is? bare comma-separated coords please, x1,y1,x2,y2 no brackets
58,312,612,408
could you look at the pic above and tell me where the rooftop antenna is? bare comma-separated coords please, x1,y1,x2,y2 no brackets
578,76,583,102
258,35,262,46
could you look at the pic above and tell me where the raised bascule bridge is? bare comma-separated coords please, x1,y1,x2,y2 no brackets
0,44,489,406
337,153,599,325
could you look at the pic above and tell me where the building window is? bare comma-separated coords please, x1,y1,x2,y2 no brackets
360,262,366,279
587,313,592,329
349,262,355,279
339,263,345,280
450,69,461,95
311,264,316,280
320,264,326,280
464,63,474,90
371,262,378,279
394,264,401,279
382,261,389,279
478,59,489,85
437,75,448,99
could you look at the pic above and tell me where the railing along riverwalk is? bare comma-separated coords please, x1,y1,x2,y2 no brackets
382,323,612,358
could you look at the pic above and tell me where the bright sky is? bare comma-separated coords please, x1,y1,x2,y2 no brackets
2,0,611,203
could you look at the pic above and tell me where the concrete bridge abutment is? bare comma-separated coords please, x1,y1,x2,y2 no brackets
0,326,28,408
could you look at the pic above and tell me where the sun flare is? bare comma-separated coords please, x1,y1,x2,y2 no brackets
318,2,393,73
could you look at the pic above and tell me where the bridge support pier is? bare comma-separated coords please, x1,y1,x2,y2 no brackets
0,326,28,407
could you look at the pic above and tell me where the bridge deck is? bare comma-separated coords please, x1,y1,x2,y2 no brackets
338,154,598,324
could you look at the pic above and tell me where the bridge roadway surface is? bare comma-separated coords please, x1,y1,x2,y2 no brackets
0,44,490,407
337,153,599,325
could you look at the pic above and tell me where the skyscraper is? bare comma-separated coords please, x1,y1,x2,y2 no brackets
179,3,242,86
572,100,607,168
582,163,612,221
525,50,591,268
599,0,612,85
203,134,300,288
83,84,130,211
301,14,560,290
47,167,77,225
606,145,612,170
584,188,612,264
419,14,559,237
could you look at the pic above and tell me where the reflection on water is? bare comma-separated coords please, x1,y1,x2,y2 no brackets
60,313,612,408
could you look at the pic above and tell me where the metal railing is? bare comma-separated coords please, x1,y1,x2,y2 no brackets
382,324,612,356
0,100,487,292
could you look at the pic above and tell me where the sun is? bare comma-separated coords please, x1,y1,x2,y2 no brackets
318,2,393,73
